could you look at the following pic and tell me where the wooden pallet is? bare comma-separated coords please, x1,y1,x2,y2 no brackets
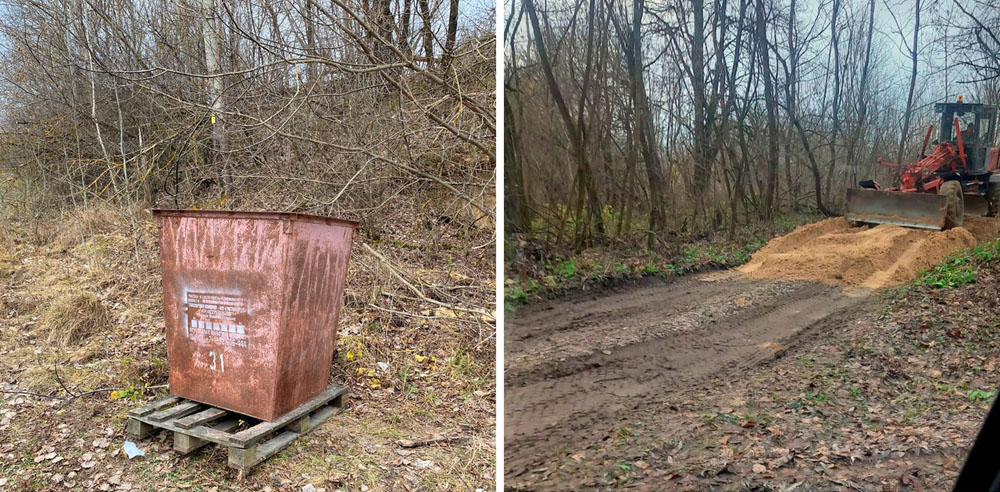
126,385,347,473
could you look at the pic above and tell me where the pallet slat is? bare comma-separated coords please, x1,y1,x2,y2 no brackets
175,407,227,430
148,401,200,422
189,424,243,446
307,406,341,432
229,385,347,446
256,431,298,460
175,418,240,454
229,431,299,470
128,395,181,417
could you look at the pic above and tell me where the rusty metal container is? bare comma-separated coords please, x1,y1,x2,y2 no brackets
153,210,357,421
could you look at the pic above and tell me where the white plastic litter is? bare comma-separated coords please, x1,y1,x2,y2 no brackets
122,441,145,459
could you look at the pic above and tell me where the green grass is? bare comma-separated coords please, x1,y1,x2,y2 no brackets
969,389,996,404
552,259,576,279
805,392,831,404
504,213,817,307
916,237,1000,289
973,238,1000,262
917,255,978,289
916,262,976,288
505,285,526,303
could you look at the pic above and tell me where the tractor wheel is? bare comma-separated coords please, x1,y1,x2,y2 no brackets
940,180,965,229
989,183,1000,217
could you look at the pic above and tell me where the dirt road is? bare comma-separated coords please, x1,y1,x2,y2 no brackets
504,272,872,489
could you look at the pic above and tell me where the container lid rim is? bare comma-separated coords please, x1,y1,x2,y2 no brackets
152,209,359,228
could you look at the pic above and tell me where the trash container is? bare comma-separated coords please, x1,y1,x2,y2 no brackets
153,210,357,421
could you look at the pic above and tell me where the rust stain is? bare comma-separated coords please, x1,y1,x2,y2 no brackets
154,210,357,421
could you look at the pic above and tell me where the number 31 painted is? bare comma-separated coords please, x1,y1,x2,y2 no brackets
208,351,225,372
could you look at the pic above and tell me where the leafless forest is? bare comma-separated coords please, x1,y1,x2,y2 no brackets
505,0,1000,248
0,0,496,489
0,0,494,221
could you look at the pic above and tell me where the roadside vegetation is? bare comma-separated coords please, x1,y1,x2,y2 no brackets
504,212,819,309
916,236,1000,289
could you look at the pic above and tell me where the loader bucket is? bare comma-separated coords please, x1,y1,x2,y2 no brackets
844,188,949,230
965,194,989,217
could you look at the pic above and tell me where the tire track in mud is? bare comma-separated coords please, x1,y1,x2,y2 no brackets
503,273,870,484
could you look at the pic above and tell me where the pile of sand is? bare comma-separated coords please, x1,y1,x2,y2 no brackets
739,217,1000,288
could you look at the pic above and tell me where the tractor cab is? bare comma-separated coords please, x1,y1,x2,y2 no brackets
934,101,997,174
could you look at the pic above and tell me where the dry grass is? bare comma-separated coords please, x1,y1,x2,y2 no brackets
0,246,12,280
36,291,110,346
50,205,129,253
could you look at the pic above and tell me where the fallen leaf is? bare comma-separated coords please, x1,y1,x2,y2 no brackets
434,307,457,318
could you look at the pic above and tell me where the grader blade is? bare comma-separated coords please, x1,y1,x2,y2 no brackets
844,188,949,230
965,194,989,217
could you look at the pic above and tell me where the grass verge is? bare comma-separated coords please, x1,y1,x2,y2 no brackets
504,212,821,309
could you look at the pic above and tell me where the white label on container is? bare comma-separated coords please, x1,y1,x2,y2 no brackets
184,291,249,348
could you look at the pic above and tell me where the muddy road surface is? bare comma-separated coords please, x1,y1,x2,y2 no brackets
504,272,871,489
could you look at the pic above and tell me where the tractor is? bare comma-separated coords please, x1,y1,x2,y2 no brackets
846,98,1000,230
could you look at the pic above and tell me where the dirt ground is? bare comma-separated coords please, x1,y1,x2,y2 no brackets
504,265,1000,490
0,207,496,492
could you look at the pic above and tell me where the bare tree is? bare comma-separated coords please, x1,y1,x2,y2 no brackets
201,0,227,189
524,0,604,243
758,0,779,217
893,0,922,165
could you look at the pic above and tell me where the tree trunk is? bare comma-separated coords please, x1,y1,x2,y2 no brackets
785,0,800,209
846,0,875,187
418,0,434,68
524,0,602,243
757,0,779,218
690,0,710,199
576,0,604,240
443,0,460,72
826,0,841,207
400,0,413,55
504,96,531,233
895,0,921,166
377,0,395,61
265,3,288,86
618,0,665,246
305,0,317,84
777,50,832,216
201,0,226,189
